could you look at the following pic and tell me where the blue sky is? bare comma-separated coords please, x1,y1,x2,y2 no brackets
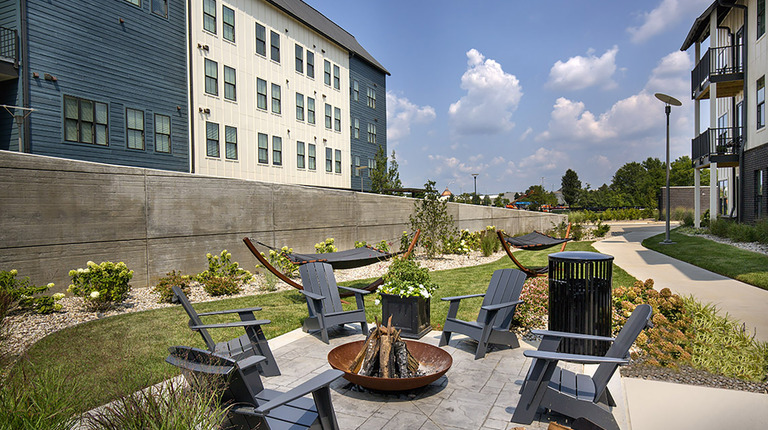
305,0,712,195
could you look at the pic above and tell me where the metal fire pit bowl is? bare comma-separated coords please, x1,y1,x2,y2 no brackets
327,340,453,391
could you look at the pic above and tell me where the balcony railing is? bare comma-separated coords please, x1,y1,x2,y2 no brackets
691,45,743,99
0,26,18,67
692,127,742,162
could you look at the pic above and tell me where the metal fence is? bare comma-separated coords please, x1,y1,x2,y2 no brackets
0,26,18,67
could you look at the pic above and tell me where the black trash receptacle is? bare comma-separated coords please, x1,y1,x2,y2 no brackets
548,251,613,355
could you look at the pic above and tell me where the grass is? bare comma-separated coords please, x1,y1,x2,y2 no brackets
642,229,768,291
17,240,637,414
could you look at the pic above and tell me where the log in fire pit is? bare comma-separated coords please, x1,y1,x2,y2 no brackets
327,318,452,391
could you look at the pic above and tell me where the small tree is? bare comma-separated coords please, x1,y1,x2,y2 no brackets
370,145,388,194
561,169,582,207
387,150,403,193
409,180,457,257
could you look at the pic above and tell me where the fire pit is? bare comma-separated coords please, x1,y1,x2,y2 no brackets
327,320,452,391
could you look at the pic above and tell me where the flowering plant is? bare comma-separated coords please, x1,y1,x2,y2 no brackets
314,238,338,254
376,257,437,301
0,269,63,315
67,261,133,311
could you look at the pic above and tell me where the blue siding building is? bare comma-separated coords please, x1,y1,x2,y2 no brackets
349,56,387,191
0,0,188,172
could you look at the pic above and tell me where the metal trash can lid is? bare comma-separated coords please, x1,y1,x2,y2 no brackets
548,251,614,262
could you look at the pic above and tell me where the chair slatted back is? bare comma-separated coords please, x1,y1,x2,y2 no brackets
299,262,345,315
173,286,216,351
477,269,527,329
591,304,653,399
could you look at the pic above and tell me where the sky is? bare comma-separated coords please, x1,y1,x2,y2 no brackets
304,0,713,196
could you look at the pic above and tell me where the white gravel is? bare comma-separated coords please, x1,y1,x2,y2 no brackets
680,230,768,256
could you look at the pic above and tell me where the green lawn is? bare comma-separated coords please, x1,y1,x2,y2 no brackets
22,241,637,412
643,230,768,291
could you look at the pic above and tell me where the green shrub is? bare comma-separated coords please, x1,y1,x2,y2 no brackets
0,270,63,316
377,257,437,299
512,277,548,329
314,238,338,254
755,218,768,244
196,250,252,285
258,247,298,278
672,207,692,222
442,229,472,255
682,211,695,227
570,224,584,241
399,231,412,253
153,270,190,304
593,220,611,238
708,218,731,237
354,240,368,248
479,226,500,256
728,222,759,243
374,240,391,252
202,275,241,296
67,262,133,311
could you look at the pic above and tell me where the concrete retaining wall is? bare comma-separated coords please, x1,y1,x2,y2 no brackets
0,151,565,291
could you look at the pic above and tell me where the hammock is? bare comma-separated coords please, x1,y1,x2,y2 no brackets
496,225,571,278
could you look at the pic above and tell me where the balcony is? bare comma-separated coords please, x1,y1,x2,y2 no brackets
691,45,743,100
0,26,19,82
692,127,741,168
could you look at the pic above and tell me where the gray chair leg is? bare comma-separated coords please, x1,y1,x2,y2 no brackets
361,321,369,336
474,340,489,360
439,331,452,347
312,386,340,430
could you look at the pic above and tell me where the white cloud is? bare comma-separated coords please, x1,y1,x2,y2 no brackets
448,49,523,135
547,46,619,91
627,0,712,44
520,127,533,141
386,92,436,142
645,51,692,98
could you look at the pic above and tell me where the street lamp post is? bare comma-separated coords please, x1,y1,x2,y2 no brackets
355,166,368,192
471,173,479,196
654,93,682,245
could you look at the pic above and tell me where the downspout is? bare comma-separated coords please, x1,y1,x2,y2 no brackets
186,0,195,173
19,0,30,153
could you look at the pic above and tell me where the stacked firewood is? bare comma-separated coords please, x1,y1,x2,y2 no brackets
348,317,420,378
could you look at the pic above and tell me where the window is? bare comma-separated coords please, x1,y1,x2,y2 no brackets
222,6,235,42
325,147,332,172
333,65,340,90
154,114,171,153
334,149,341,173
126,0,141,6
324,60,331,86
256,78,267,110
272,136,282,166
307,97,315,124
717,113,728,148
334,107,341,132
308,143,316,170
297,141,305,168
224,66,236,101
354,156,361,177
63,95,108,145
756,170,765,219
759,0,765,39
255,23,266,56
353,118,359,139
295,44,303,73
325,103,332,129
270,30,280,62
258,133,268,164
206,122,219,157
367,158,374,177
151,0,167,17
367,123,376,144
306,51,314,78
271,83,281,114
352,80,359,101
126,108,144,150
223,126,237,160
296,93,304,121
758,76,765,129
367,87,376,109
204,59,218,96
203,0,216,34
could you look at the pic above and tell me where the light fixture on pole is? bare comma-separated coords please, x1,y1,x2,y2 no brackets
654,93,682,245
471,173,479,196
355,166,368,192
1,105,35,153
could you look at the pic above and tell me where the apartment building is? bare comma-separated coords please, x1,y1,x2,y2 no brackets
189,0,389,189
682,0,767,224
0,0,189,172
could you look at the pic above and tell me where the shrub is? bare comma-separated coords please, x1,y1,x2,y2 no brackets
681,211,695,227
399,231,412,253
258,247,298,278
593,220,610,238
442,229,472,255
570,224,584,241
0,270,63,316
479,226,500,256
153,270,190,304
512,277,548,329
203,275,241,296
67,261,133,311
377,257,438,299
728,222,759,243
354,240,368,248
708,218,731,238
373,240,391,252
196,250,252,285
409,180,457,257
755,218,768,244
314,238,338,254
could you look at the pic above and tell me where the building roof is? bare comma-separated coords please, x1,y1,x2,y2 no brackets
266,0,390,75
441,188,453,197
680,1,734,51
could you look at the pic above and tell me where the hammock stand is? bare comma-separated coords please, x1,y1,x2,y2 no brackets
242,230,420,293
496,224,571,278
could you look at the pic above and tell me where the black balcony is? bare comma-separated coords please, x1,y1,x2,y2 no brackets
691,45,744,100
692,127,741,167
0,26,19,82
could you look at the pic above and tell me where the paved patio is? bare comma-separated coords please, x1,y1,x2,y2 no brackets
264,326,629,430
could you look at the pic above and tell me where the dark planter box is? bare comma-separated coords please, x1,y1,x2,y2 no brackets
380,293,431,339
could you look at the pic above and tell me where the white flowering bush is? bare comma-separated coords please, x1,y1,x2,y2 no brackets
0,269,63,316
67,261,133,311
375,257,438,302
196,250,252,284
314,238,338,254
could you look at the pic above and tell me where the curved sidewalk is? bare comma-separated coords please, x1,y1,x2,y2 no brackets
593,222,768,342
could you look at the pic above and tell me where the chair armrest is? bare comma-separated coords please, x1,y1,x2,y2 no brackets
481,299,523,312
253,369,344,415
523,350,629,365
197,306,262,317
190,319,271,330
338,285,371,296
299,290,325,301
530,329,616,343
441,293,485,302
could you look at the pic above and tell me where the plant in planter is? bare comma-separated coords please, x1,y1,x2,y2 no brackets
376,257,438,339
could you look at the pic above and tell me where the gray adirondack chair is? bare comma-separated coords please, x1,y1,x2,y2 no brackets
439,268,528,359
166,346,343,430
298,262,369,344
172,285,280,376
511,303,653,430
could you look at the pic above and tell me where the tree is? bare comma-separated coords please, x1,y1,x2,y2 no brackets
481,195,491,206
525,185,556,211
387,150,402,192
493,193,510,208
370,145,388,194
409,180,457,257
561,169,582,207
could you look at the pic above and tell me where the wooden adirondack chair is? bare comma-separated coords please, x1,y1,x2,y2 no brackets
172,286,280,376
166,346,343,430
298,262,369,344
438,269,528,359
511,304,653,430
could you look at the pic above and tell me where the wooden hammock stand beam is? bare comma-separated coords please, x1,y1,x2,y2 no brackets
496,223,571,278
